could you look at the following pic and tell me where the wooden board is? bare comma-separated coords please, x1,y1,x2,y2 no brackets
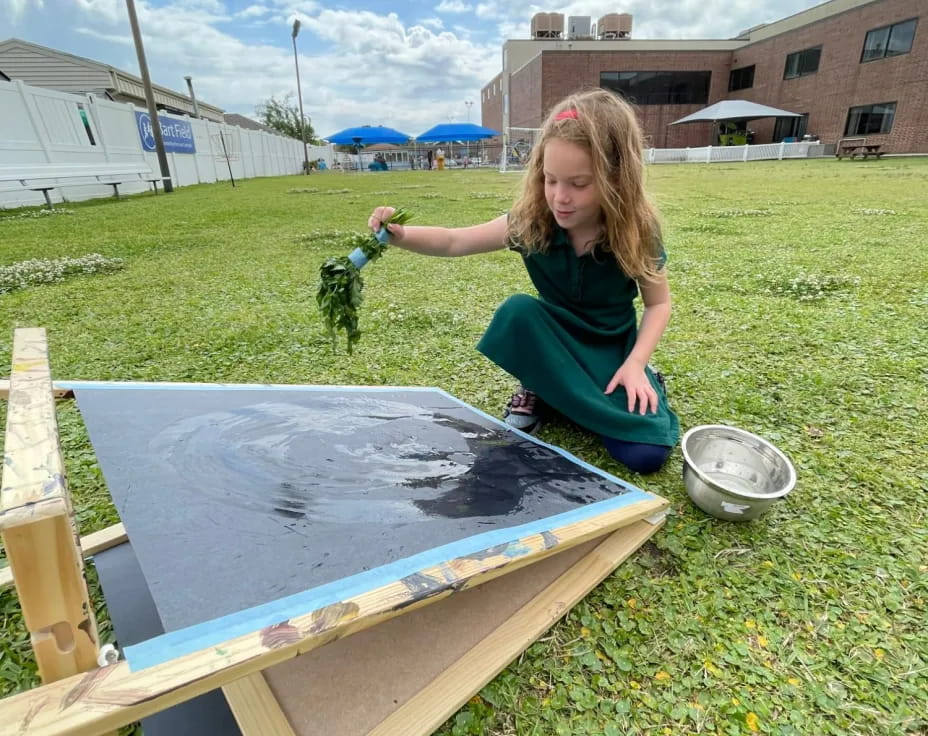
0,341,669,734
244,517,661,736
0,496,666,735
223,673,296,736
0,523,127,591
0,328,102,683
0,377,73,400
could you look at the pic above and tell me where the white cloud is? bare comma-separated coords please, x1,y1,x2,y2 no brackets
475,4,503,20
264,0,319,12
9,0,44,22
139,0,231,25
419,17,444,30
53,2,498,135
170,0,226,11
436,1,472,12
75,27,134,46
236,4,272,19
493,19,529,43
74,0,122,23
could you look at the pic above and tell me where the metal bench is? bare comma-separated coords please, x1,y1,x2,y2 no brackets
0,163,166,209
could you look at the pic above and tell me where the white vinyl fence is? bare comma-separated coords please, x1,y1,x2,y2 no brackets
0,79,333,209
499,127,827,171
646,141,827,164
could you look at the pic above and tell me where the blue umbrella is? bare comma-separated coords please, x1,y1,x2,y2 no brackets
415,123,500,168
326,126,412,171
326,125,412,146
415,122,500,142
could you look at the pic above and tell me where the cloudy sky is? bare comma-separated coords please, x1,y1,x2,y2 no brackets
6,0,825,137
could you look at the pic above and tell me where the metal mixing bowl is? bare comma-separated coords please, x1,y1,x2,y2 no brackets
681,425,796,521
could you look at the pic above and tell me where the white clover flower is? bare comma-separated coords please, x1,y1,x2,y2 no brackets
0,253,123,294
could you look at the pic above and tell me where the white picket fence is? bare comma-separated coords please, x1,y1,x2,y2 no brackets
646,141,827,164
499,138,828,171
0,79,333,209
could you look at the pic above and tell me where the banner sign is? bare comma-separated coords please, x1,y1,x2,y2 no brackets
135,111,196,154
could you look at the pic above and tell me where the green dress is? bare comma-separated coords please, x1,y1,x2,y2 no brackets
476,226,680,447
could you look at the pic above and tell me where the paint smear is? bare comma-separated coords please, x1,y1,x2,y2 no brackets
148,396,621,523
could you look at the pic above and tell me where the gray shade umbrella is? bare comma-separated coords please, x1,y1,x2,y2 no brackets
670,100,802,126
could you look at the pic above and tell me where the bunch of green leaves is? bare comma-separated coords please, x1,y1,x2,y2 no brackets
315,207,413,353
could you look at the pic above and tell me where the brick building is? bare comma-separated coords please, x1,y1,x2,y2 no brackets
482,0,925,152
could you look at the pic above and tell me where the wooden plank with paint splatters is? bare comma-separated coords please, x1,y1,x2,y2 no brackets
0,327,102,684
0,523,127,592
0,496,666,734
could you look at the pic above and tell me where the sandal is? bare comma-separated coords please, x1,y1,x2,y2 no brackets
503,385,542,434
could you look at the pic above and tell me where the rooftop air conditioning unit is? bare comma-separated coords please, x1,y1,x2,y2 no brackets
531,12,564,39
598,13,632,39
567,16,592,39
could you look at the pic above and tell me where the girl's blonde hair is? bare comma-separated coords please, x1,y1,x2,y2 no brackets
508,88,663,281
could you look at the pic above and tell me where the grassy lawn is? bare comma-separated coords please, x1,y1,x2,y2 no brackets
1,158,926,735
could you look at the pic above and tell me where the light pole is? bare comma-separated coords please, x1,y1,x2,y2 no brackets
125,0,173,192
183,75,200,118
465,100,473,122
291,19,310,174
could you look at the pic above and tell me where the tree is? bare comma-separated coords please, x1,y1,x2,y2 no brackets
255,94,319,143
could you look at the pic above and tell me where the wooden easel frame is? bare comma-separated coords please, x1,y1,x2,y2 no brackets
0,328,668,735
0,329,105,684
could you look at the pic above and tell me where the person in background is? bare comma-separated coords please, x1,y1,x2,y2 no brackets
367,89,678,474
427,149,434,170
436,147,446,170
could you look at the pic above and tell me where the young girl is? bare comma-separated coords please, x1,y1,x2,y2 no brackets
367,89,679,474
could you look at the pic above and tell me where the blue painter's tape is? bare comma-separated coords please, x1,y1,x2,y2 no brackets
63,381,442,392
375,227,391,244
124,487,654,671
503,541,533,558
347,247,369,268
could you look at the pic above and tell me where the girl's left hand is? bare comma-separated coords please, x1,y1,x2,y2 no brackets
605,359,658,415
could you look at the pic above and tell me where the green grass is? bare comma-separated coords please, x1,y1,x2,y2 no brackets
1,159,927,735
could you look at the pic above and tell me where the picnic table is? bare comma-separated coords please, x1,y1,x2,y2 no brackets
836,142,883,160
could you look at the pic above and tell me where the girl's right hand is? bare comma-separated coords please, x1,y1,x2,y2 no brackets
368,206,406,243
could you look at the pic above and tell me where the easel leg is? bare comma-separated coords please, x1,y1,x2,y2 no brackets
1,328,104,682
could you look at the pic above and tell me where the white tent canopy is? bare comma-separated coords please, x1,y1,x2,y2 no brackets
670,100,802,125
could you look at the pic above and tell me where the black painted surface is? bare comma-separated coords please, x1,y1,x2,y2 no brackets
76,388,630,632
94,542,242,736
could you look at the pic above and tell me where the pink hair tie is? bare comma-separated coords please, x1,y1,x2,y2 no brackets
555,109,578,121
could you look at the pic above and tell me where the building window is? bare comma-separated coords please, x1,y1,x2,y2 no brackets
600,71,710,105
845,102,896,135
783,46,821,79
773,114,809,142
861,18,917,62
728,65,755,91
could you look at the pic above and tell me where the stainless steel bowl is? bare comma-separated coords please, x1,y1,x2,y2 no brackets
681,425,796,521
